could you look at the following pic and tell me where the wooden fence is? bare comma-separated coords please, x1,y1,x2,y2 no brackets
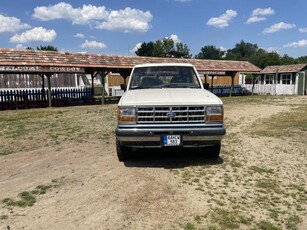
0,88,93,110
0,85,245,111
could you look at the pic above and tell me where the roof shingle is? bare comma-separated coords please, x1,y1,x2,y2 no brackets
261,64,307,74
0,48,261,73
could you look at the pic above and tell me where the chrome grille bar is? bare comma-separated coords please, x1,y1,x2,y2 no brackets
137,106,205,124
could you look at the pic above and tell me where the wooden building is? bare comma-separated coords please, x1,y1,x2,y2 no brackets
0,48,261,107
243,64,307,95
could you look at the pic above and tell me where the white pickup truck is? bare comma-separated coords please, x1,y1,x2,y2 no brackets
115,63,226,161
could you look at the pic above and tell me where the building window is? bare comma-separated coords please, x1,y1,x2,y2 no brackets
264,74,274,84
281,74,292,85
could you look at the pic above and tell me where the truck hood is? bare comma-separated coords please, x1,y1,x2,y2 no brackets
119,88,222,106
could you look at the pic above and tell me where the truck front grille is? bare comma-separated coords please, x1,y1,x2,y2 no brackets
137,106,205,124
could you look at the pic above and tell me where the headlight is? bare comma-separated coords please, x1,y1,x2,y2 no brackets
206,105,223,122
117,106,136,124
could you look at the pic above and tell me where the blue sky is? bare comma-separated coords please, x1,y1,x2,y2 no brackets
0,0,306,58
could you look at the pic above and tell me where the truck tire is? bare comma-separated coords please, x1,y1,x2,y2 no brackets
206,144,221,159
116,139,131,161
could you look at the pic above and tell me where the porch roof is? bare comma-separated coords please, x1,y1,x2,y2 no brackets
261,64,307,74
0,48,261,74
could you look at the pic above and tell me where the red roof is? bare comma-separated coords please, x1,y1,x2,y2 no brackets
0,48,261,73
261,64,307,74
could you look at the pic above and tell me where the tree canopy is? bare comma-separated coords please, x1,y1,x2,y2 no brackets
27,45,58,51
194,45,225,60
37,45,58,51
136,38,306,68
135,38,192,58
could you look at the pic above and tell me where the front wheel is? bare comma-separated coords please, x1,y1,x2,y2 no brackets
116,139,132,161
205,144,221,159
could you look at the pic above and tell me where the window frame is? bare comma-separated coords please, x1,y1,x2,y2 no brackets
264,74,274,85
280,73,292,85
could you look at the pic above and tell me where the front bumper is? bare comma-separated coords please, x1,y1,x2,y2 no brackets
116,125,226,148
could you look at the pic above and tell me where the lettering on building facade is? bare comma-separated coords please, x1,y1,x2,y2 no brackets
0,66,85,73
200,71,226,76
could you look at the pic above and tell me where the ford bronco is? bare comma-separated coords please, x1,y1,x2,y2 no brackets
115,63,226,161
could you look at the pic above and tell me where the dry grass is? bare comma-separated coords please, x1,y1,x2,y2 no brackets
0,105,117,155
0,96,306,230
174,96,307,230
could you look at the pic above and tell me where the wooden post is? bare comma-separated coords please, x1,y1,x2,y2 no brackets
252,74,256,96
98,71,108,105
39,74,46,104
45,73,53,107
118,69,131,85
91,73,95,98
229,72,237,97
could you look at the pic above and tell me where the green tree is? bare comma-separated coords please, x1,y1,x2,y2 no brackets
280,54,297,65
225,40,259,60
195,45,225,59
297,56,307,64
250,51,281,69
135,42,155,57
175,42,192,58
36,45,58,51
135,38,191,58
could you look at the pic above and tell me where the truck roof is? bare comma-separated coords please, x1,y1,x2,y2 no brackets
133,63,195,68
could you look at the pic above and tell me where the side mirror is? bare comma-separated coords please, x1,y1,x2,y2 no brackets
120,84,127,92
203,83,209,90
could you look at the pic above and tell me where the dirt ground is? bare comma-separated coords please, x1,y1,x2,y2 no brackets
0,96,306,230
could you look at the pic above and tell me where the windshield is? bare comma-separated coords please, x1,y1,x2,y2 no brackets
129,66,201,90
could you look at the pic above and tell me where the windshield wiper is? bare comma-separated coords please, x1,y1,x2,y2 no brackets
160,83,199,89
130,86,161,90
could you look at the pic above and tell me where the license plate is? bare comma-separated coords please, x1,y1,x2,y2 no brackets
162,135,181,146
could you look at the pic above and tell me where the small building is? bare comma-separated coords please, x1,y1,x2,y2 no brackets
243,64,307,95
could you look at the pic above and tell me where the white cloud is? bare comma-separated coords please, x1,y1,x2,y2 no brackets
74,33,85,38
207,10,237,28
263,22,296,34
33,2,109,25
95,7,153,33
284,40,307,48
0,14,30,33
175,0,192,2
16,44,27,49
10,27,56,43
246,8,274,24
80,40,107,49
264,47,279,53
33,3,153,33
252,8,275,17
246,16,267,24
130,42,142,53
165,34,181,43
219,46,227,51
299,28,307,33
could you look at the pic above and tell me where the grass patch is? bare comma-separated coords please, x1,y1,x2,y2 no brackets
256,179,280,194
249,166,274,174
250,105,307,137
31,185,52,195
0,215,8,220
257,220,282,230
183,222,197,230
222,95,288,105
285,215,302,230
0,150,13,156
0,106,117,156
211,208,240,229
2,182,55,209
2,191,36,208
